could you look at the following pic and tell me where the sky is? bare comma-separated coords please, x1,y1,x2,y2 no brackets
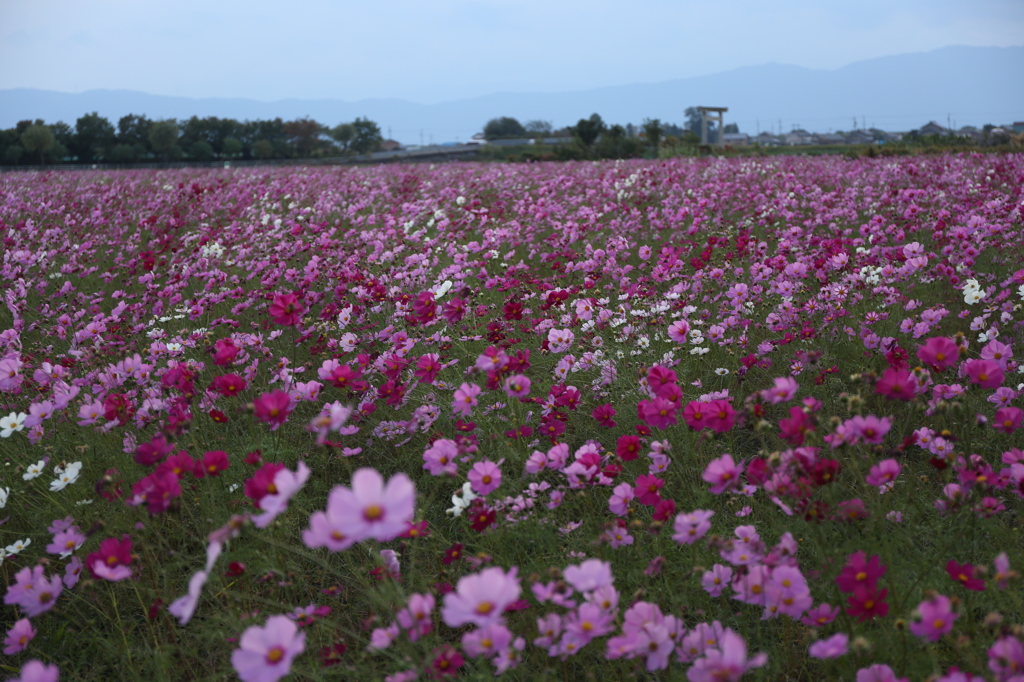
2,0,1022,104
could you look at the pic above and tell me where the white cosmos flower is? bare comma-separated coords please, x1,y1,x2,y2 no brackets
0,412,27,438
23,460,46,480
0,486,9,508
715,368,730,376
446,482,477,517
433,280,453,300
5,538,30,555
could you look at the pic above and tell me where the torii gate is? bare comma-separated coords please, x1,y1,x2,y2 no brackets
697,106,728,147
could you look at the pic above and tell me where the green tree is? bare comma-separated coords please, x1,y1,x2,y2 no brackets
524,120,553,136
74,112,116,162
283,117,326,157
252,139,275,160
724,123,739,134
572,113,605,148
4,144,24,165
188,140,215,162
148,120,180,161
21,124,55,165
350,118,383,155
642,118,663,151
483,117,526,140
117,114,153,151
110,144,140,164
222,137,243,159
330,123,355,153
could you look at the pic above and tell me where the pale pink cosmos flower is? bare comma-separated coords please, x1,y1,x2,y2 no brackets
231,615,306,682
468,459,503,496
396,593,435,641
442,566,521,628
320,468,415,543
252,462,311,529
686,629,767,682
422,438,459,476
563,559,613,593
503,374,531,398
702,454,743,494
451,382,481,417
169,570,209,626
764,377,799,404
809,632,849,659
608,482,634,516
8,660,59,682
673,510,715,545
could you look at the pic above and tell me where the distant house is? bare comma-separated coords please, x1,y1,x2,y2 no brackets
957,126,983,143
918,121,949,136
487,138,535,147
845,130,874,145
813,133,845,145
722,132,749,146
540,136,575,145
784,129,814,145
1012,122,1024,134
381,139,402,152
754,132,781,146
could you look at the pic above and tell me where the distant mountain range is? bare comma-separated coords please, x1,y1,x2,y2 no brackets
1,46,1021,145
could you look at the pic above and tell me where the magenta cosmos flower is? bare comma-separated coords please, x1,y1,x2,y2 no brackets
305,468,414,547
268,293,304,326
253,390,294,430
231,614,306,682
917,337,960,370
252,461,311,529
442,566,521,628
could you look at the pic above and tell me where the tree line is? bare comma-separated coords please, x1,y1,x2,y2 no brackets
0,112,386,166
481,107,739,160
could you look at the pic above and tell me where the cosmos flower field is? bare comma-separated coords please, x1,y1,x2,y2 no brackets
1,153,1023,682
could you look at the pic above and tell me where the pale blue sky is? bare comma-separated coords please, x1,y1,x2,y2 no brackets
1,0,1022,103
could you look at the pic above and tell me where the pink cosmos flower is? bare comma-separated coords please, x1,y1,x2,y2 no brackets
4,566,63,617
231,614,306,682
8,661,59,682
866,459,902,487
809,632,848,659
964,359,1004,389
442,566,521,628
268,293,304,326
917,337,960,370
856,665,908,682
468,459,503,496
764,376,799,404
253,390,293,430
703,454,743,494
422,438,459,476
633,474,664,505
3,618,35,655
673,510,715,545
452,382,481,417
909,594,957,642
875,367,918,401
608,482,634,516
639,398,677,430
668,320,690,343
315,467,415,544
980,339,1013,369
988,635,1024,681
993,407,1023,434
503,374,531,398
86,535,133,582
683,400,709,430
705,399,736,433
801,603,840,627
702,564,733,597
252,462,311,529
396,593,435,641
